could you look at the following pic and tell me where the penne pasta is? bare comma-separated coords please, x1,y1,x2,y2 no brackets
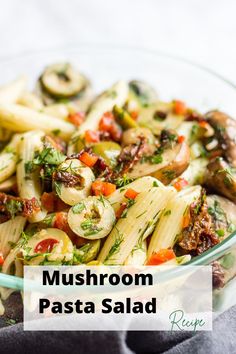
0,216,26,258
17,130,47,222
124,239,147,266
18,91,43,110
68,80,129,154
42,103,70,120
0,246,23,301
0,175,16,192
0,103,75,140
147,186,202,259
0,127,12,144
107,176,163,213
0,76,27,104
0,134,22,183
98,187,176,265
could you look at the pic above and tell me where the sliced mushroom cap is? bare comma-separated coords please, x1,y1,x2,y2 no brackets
154,142,190,184
205,110,236,167
129,80,158,106
122,127,155,146
206,194,236,238
126,141,190,183
205,157,236,203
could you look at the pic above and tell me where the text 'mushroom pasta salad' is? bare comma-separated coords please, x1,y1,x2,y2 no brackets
0,62,236,307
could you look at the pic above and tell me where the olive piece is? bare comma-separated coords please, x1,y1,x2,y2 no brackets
40,63,86,98
113,105,138,129
92,142,121,167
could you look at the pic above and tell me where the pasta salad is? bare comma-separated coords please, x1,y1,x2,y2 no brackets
0,62,236,305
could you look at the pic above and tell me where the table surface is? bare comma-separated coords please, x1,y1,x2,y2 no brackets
0,0,235,84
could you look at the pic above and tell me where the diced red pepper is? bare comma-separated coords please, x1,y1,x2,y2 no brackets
124,188,139,200
79,152,98,167
68,112,85,126
34,239,59,254
130,111,138,120
103,182,116,196
173,178,188,191
199,120,208,128
109,123,122,141
85,130,100,143
91,180,104,196
177,135,185,144
99,112,114,131
92,180,116,196
147,249,176,265
99,112,122,141
173,100,187,115
115,203,127,219
53,212,85,247
182,210,191,228
0,252,4,266
209,149,222,159
41,192,55,212
41,192,67,212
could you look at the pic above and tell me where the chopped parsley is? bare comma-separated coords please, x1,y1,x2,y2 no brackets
33,147,65,166
120,198,136,218
42,213,55,226
164,209,171,216
5,319,16,326
151,154,163,164
208,200,227,223
80,219,102,237
162,170,176,181
104,228,124,263
152,181,159,187
51,129,61,136
136,210,147,219
72,202,85,214
216,229,225,237
54,181,62,196
24,161,35,174
114,175,134,188
5,199,23,218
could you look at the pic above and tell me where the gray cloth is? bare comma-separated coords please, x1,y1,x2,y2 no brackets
0,305,235,354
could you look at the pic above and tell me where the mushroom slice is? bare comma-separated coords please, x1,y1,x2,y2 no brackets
53,158,95,206
68,196,115,240
40,63,87,98
205,157,236,203
205,110,236,167
206,194,236,238
126,142,190,184
121,127,155,146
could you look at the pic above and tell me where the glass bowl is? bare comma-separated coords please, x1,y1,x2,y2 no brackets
0,43,236,314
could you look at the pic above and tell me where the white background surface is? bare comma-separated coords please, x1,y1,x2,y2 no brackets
0,0,236,83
